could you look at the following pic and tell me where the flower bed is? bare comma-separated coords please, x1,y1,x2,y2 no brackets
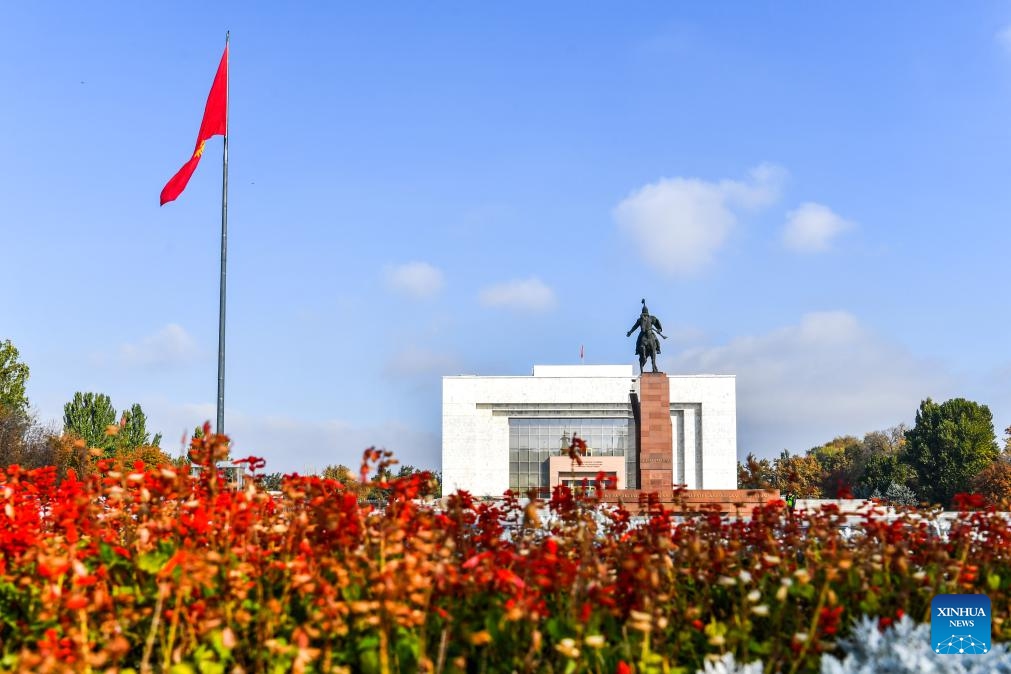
0,427,1009,673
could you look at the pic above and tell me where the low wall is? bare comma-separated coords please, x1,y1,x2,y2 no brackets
599,488,781,515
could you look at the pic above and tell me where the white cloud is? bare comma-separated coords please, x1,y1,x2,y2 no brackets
479,277,556,312
997,25,1011,52
384,345,462,377
782,202,855,253
664,325,707,345
720,163,787,210
667,311,953,456
385,261,445,299
146,400,440,473
119,324,199,368
613,163,786,277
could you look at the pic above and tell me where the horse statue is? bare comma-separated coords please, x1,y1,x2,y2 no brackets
626,299,666,374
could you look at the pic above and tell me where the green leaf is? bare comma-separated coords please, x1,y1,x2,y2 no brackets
356,634,380,653
395,627,420,664
137,551,170,575
209,630,232,660
358,647,381,674
98,541,116,565
703,619,727,638
544,617,563,640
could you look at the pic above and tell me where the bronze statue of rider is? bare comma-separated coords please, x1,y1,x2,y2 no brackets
626,299,667,374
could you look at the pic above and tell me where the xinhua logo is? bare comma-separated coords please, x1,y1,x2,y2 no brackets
931,594,991,655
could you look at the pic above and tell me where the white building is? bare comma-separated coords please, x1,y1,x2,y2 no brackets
442,364,737,497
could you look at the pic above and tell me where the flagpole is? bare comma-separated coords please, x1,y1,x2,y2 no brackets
217,30,229,435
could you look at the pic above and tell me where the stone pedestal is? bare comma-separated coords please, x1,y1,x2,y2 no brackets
638,373,673,491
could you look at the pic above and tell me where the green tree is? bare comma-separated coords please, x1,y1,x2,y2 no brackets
856,451,915,499
63,392,117,455
396,464,420,479
0,341,38,467
322,463,353,481
807,436,861,497
0,339,30,417
902,397,999,507
835,428,914,498
322,464,369,500
259,472,283,491
117,404,161,450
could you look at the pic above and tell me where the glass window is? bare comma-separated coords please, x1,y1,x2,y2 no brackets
508,417,636,491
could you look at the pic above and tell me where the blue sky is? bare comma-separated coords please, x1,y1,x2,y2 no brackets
4,3,1011,472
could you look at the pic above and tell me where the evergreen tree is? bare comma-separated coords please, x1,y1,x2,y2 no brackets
883,481,918,506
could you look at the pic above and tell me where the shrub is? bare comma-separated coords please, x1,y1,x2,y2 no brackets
820,615,1011,674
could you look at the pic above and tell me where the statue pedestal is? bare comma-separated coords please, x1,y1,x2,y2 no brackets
638,373,673,491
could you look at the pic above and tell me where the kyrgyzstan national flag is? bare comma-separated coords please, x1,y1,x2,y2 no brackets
160,45,228,206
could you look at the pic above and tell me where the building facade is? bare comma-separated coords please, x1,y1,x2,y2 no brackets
442,364,737,497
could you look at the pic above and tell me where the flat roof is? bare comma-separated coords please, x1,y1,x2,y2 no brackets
443,365,735,379
532,364,633,377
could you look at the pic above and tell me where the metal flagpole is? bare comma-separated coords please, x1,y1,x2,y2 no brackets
217,30,229,435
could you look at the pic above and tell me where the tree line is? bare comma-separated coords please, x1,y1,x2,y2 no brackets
258,463,443,500
0,339,172,476
738,397,1010,508
1,338,441,497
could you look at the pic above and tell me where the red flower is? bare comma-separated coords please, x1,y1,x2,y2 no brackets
836,483,855,499
819,606,844,635
65,595,88,610
494,568,526,590
952,492,989,511
616,662,632,674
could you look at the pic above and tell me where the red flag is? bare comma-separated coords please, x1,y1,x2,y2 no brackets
160,45,229,206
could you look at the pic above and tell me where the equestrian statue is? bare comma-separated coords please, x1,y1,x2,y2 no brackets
626,299,667,374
